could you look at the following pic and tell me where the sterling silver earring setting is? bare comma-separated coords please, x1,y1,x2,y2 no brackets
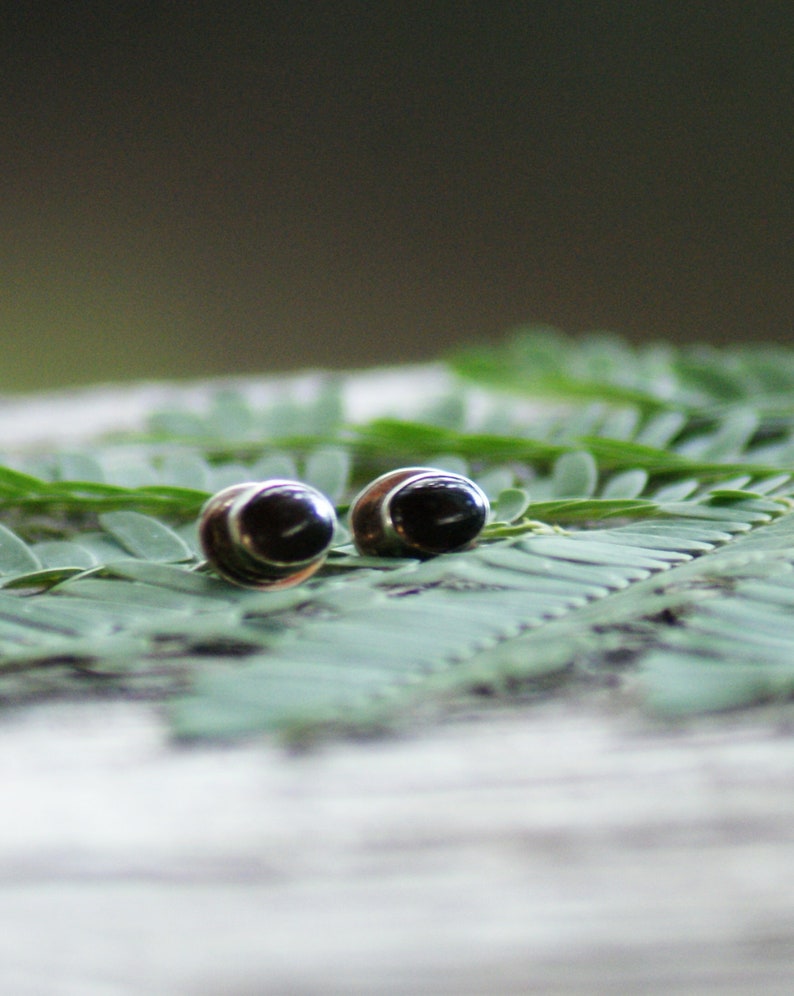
199,468,490,589
198,480,337,590
349,467,489,559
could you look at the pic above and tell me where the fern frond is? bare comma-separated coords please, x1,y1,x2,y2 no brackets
2,328,794,742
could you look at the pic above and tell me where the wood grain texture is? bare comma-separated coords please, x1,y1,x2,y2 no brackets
1,374,793,993
2,697,794,993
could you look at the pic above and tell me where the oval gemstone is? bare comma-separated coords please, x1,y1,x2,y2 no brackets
389,477,488,555
237,484,336,565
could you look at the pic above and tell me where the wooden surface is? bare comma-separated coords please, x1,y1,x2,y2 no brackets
2,375,794,994
3,696,794,994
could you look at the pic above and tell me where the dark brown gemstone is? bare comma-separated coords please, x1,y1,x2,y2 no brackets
237,483,336,566
389,476,489,556
199,480,336,589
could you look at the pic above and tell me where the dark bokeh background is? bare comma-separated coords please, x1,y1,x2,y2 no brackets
1,2,792,390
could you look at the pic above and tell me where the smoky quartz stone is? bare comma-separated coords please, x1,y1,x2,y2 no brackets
236,484,336,565
199,480,336,589
389,476,489,555
349,468,490,558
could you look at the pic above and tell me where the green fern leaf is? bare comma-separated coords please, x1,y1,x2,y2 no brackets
2,328,794,742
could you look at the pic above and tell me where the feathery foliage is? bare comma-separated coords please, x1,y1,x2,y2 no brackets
3,326,794,742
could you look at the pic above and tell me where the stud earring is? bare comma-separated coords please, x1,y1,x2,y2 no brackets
198,480,337,589
349,467,489,559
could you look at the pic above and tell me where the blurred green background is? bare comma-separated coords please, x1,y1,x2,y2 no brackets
1,3,791,391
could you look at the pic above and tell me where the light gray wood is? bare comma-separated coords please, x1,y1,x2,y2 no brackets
2,697,794,994
1,374,793,994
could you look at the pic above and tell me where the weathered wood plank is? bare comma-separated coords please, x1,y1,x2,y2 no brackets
1,697,794,992
1,373,793,992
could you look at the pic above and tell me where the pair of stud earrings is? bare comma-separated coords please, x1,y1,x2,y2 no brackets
199,468,490,590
